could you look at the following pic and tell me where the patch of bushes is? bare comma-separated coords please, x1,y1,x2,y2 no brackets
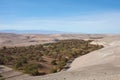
0,39,103,76
0,78,5,80
23,63,41,76
51,60,57,65
50,68,57,73
0,74,4,80
0,74,2,77
14,57,27,69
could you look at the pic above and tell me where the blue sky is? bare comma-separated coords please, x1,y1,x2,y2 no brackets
0,0,120,33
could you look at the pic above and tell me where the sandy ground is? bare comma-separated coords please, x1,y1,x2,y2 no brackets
0,65,30,80
1,34,120,80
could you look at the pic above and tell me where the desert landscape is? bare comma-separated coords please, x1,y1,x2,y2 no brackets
0,33,120,80
0,0,120,80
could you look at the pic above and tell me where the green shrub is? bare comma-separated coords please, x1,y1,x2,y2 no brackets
14,57,27,69
56,61,66,71
51,60,57,65
23,63,41,76
14,61,23,69
50,68,57,73
0,78,5,80
0,74,4,80
0,74,2,77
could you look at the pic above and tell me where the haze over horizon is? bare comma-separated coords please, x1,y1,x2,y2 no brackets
0,0,120,34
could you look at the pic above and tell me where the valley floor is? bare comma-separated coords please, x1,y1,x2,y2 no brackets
1,34,120,80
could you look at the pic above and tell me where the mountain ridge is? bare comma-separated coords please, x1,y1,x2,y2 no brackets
0,30,66,34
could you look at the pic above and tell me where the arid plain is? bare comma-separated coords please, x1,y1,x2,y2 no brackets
0,33,120,80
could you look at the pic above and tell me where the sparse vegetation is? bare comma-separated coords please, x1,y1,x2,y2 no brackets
0,74,4,80
0,74,2,77
0,39,103,76
50,67,57,73
0,78,5,80
23,63,41,76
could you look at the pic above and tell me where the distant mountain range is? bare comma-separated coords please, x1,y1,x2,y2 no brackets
0,30,66,34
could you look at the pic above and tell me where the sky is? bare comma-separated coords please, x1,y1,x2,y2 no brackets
0,0,120,34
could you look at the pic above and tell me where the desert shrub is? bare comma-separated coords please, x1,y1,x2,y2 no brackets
0,78,5,80
36,57,43,62
0,74,2,77
20,57,27,64
0,57,4,65
61,57,68,62
0,74,4,80
14,61,23,69
51,60,57,65
14,57,27,69
23,63,41,76
0,54,13,65
56,60,66,71
50,68,57,73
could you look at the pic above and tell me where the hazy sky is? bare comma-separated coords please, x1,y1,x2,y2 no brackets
0,0,120,33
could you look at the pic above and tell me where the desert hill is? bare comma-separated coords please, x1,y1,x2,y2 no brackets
0,33,106,47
